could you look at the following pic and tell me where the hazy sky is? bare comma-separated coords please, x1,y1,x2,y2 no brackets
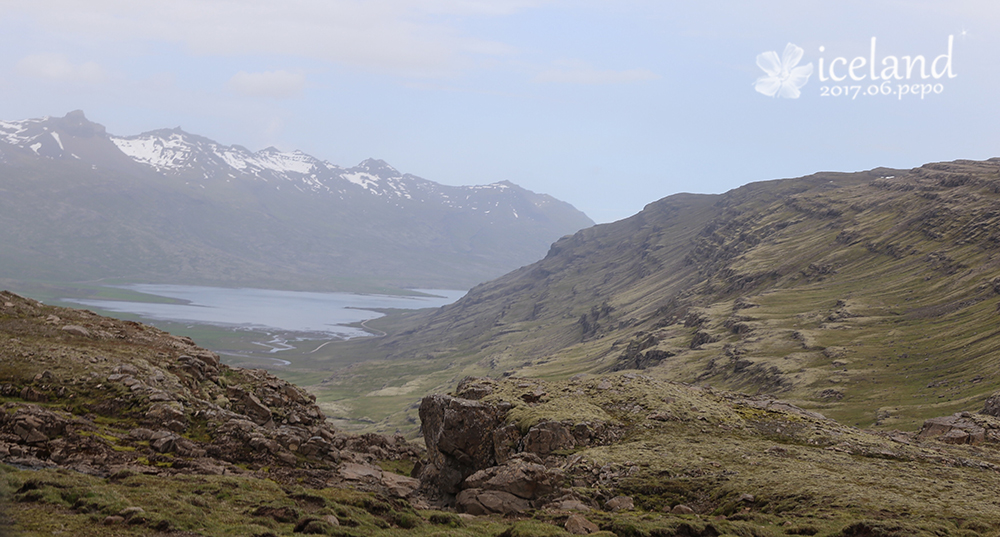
1,1,997,223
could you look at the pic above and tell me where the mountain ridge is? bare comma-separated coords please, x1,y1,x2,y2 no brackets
0,111,594,291
305,157,1000,435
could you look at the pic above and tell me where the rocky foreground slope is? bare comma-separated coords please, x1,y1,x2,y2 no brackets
5,291,1000,536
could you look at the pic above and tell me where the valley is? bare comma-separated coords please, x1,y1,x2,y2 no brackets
5,157,1000,536
300,159,1000,437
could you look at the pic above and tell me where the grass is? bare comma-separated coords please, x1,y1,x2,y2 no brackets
261,159,1000,437
0,465,510,536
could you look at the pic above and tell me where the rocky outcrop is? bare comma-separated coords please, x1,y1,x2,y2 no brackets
917,412,1000,445
0,291,422,498
418,377,630,513
982,391,1000,417
418,394,509,495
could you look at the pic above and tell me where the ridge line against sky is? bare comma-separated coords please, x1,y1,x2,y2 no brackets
1,1,998,223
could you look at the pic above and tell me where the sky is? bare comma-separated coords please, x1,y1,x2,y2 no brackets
1,0,998,224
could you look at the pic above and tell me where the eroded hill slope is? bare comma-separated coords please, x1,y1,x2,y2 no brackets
312,158,1000,433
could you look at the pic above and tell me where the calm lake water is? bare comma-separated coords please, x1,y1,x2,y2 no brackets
70,284,466,340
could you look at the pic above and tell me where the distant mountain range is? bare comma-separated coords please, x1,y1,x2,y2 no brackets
0,111,593,291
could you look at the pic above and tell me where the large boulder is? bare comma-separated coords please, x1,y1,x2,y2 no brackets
418,394,509,495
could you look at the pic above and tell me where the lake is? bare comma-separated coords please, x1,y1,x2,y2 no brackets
69,284,466,341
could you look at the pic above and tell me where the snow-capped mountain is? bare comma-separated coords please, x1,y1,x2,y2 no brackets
0,111,593,291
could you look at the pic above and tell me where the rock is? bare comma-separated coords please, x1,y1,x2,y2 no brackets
282,383,311,405
521,387,547,403
340,462,382,481
565,513,600,534
61,325,91,337
228,388,273,426
163,420,187,433
523,421,575,456
556,500,591,512
145,401,185,423
462,457,563,500
112,364,139,376
738,493,755,503
147,390,174,402
19,386,47,402
456,488,530,515
455,377,496,400
5,405,70,444
381,471,421,498
492,423,523,464
671,504,694,514
605,495,634,511
418,394,509,495
103,515,125,525
918,414,987,445
983,392,1000,417
151,433,178,453
119,506,145,519
322,515,340,526
32,370,53,382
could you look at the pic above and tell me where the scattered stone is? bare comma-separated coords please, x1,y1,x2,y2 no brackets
605,495,634,511
455,377,497,400
556,500,591,512
32,370,53,382
119,506,145,519
670,504,694,514
738,493,754,503
565,513,600,534
381,471,421,498
60,325,91,337
340,462,382,481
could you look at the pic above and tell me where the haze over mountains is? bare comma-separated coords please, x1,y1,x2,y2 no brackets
0,111,593,291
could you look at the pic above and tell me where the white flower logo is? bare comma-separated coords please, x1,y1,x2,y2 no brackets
755,43,814,99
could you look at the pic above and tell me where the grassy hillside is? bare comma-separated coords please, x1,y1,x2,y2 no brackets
299,158,1000,435
6,291,1000,535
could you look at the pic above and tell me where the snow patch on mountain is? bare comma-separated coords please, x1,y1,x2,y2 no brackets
111,134,191,170
0,118,50,148
50,131,64,150
1,112,592,226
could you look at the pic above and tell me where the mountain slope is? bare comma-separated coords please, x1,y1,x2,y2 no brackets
0,111,593,291
309,158,1000,433
6,292,1000,535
